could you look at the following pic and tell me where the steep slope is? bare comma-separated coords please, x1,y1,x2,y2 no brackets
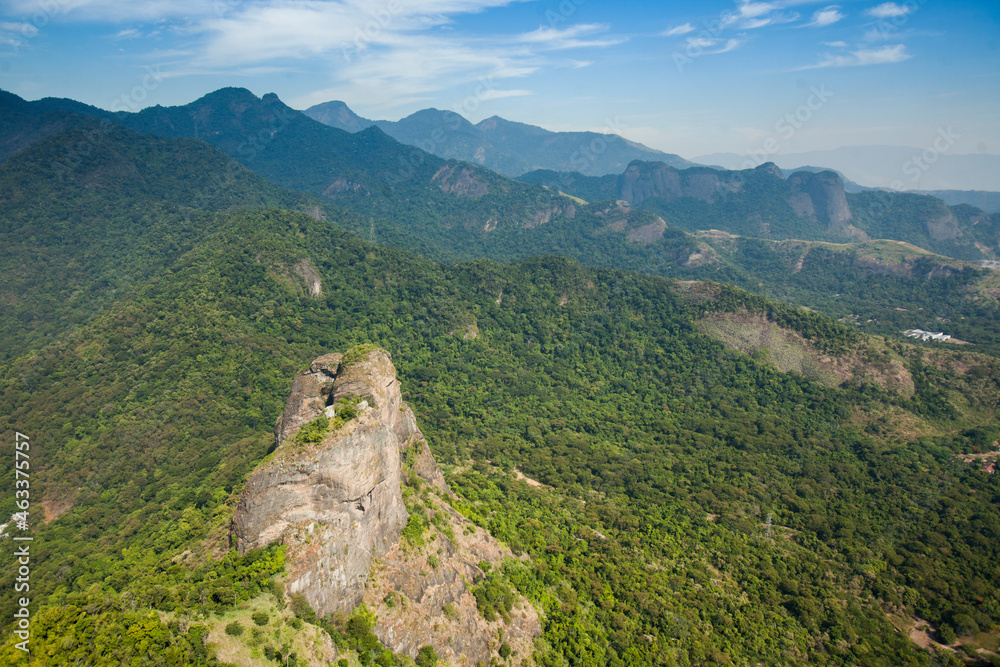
524,159,999,261
0,113,342,361
2,196,999,664
234,348,540,663
304,99,696,176
1,87,580,240
301,100,376,132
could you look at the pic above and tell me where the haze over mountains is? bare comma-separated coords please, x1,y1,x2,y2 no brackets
2,82,1000,665
304,100,696,177
303,99,1000,214
700,146,1000,193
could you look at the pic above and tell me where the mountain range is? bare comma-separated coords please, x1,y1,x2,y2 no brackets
1,86,999,664
303,100,696,177
699,146,1000,192
4,86,997,352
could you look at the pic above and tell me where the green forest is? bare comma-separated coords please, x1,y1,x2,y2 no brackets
0,95,998,666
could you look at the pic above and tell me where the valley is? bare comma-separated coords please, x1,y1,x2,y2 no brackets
0,86,997,667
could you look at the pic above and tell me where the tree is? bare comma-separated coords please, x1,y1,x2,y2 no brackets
416,645,439,667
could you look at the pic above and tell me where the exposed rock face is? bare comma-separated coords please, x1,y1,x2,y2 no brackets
786,170,853,231
618,161,864,237
233,348,541,664
524,201,576,228
234,350,412,616
292,259,322,297
617,161,744,206
432,163,490,197
323,176,369,197
627,217,667,244
618,161,681,205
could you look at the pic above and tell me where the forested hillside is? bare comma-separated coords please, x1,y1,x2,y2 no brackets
303,101,695,177
1,115,999,665
6,87,997,365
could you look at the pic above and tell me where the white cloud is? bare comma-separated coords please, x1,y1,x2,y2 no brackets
1,20,35,33
822,41,848,47
712,37,745,54
663,22,696,37
803,43,911,68
737,1,780,20
720,1,798,30
113,27,142,39
686,36,718,49
866,2,914,18
806,6,845,28
478,88,531,100
517,24,624,50
685,35,747,55
2,0,530,23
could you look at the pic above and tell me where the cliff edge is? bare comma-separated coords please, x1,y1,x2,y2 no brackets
233,347,540,664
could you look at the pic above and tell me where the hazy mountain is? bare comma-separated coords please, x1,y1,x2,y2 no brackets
698,146,1000,192
522,160,999,262
916,189,1000,213
778,165,869,193
302,100,375,132
1,87,580,244
304,100,696,177
3,88,1000,664
3,115,999,665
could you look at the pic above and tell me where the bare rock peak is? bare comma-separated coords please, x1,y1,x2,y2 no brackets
232,347,540,663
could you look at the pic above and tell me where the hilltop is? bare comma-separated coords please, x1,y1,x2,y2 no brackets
0,90,999,663
304,100,696,177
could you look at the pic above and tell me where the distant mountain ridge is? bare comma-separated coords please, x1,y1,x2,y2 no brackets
698,146,1000,192
304,100,696,177
916,190,1000,213
519,159,999,261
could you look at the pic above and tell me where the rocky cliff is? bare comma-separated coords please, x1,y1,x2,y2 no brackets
785,169,854,232
233,347,540,664
617,160,863,237
233,350,410,616
617,161,745,206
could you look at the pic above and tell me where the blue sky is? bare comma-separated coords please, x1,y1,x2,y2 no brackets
0,0,997,159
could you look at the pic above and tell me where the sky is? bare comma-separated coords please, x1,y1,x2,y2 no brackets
0,0,998,161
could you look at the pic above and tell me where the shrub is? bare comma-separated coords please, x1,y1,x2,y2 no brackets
224,621,244,636
290,593,317,624
416,645,439,667
252,611,269,626
294,415,329,445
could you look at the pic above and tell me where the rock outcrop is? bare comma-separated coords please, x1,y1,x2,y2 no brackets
786,170,854,232
233,348,541,664
432,163,490,198
233,350,411,616
617,161,744,206
617,161,867,238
